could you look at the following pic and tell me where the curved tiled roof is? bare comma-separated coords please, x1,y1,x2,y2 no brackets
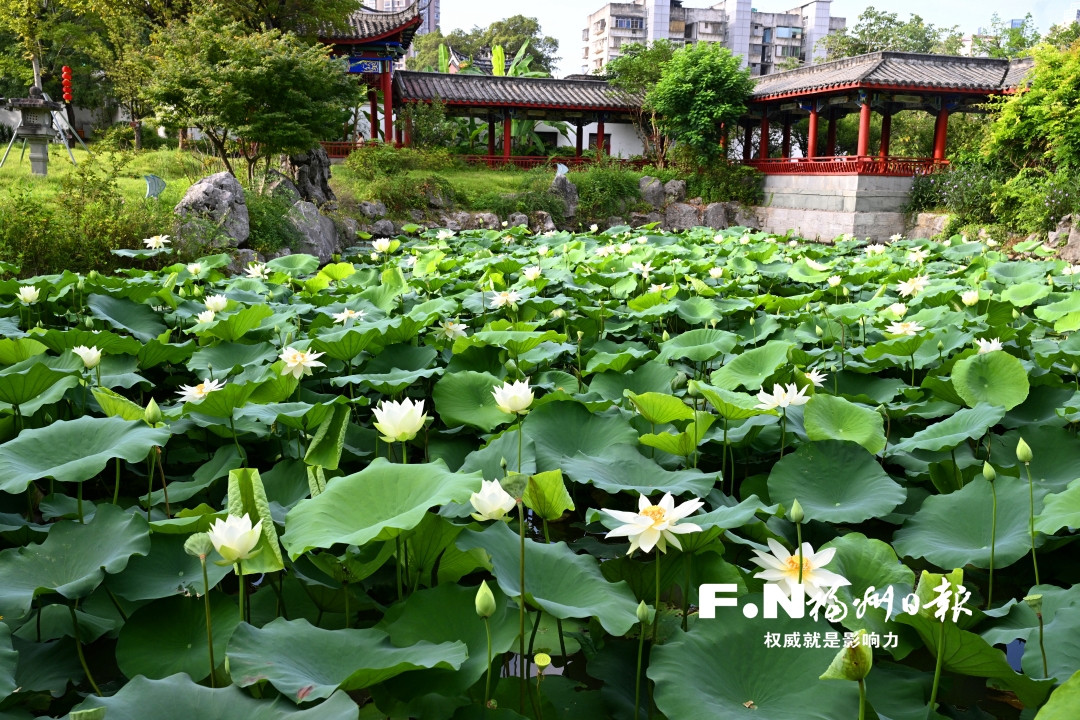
395,71,640,111
322,4,422,43
752,52,1035,100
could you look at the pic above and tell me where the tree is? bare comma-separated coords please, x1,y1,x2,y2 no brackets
648,42,753,167
972,14,1041,59
817,7,961,60
145,9,357,180
89,13,154,149
985,42,1080,171
606,40,676,164
408,15,558,74
1044,22,1080,51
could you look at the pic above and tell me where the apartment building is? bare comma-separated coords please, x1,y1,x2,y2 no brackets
960,20,1029,58
362,0,439,36
582,0,844,76
1067,3,1080,25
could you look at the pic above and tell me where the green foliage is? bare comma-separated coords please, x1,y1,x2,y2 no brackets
572,163,644,222
343,142,457,181
972,13,1042,59
246,191,302,257
648,42,754,167
398,98,464,150
470,169,566,222
606,41,678,163
817,7,963,59
679,159,763,206
363,173,459,216
407,15,559,75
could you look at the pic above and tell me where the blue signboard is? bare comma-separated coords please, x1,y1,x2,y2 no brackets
349,58,386,75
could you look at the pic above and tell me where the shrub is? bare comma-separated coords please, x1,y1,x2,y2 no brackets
991,168,1080,234
906,159,1007,225
247,191,302,256
343,142,459,180
469,169,565,222
573,163,644,221
362,173,458,215
685,161,763,206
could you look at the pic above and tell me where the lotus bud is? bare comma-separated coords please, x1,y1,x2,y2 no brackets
819,629,872,682
192,284,203,297
184,532,214,559
1012,309,1020,320
551,308,565,319
1016,437,1033,464
937,341,944,352
1024,594,1043,615
843,287,850,297
88,270,99,281
144,397,163,426
749,317,756,326
475,580,497,619
534,652,551,672
84,316,94,329
815,326,823,337
636,600,652,625
685,376,697,395
662,330,670,342
179,286,188,297
77,278,85,292
500,457,508,470
577,331,584,342
983,462,996,482
790,498,805,524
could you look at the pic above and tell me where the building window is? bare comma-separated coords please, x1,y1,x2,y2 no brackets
776,27,802,39
762,28,772,43
614,17,643,29
588,133,612,149
582,28,589,41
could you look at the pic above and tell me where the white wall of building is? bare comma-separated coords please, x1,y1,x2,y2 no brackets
537,121,642,158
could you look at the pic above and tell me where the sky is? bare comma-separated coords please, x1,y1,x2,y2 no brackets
440,0,1080,77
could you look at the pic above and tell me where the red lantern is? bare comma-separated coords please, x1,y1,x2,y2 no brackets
61,66,73,103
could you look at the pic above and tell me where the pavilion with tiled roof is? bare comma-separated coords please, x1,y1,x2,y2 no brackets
740,51,1035,176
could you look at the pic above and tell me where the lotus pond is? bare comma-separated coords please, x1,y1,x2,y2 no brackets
1,226,1079,719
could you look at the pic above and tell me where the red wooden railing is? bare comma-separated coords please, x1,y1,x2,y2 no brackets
321,141,367,159
318,142,649,170
747,156,949,177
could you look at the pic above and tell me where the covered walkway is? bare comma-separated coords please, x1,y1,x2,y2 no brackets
738,51,1034,175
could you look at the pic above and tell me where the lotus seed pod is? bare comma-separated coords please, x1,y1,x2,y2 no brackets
819,629,872,682
983,462,996,482
1016,437,1033,464
475,580,496,619
184,532,214,558
790,498,805,524
534,652,551,670
1024,594,1043,615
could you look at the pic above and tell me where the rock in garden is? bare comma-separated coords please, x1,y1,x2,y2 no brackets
359,201,387,219
264,170,301,204
227,249,262,276
174,172,250,247
606,216,626,229
508,212,529,228
532,211,556,234
426,185,451,209
282,147,335,206
549,174,579,218
639,176,665,209
665,203,700,231
703,203,729,230
473,212,500,230
371,219,396,238
1061,222,1080,263
731,204,759,230
663,179,687,203
288,200,340,264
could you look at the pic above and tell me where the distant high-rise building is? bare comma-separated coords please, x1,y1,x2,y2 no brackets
361,0,439,35
582,0,845,77
1065,2,1080,25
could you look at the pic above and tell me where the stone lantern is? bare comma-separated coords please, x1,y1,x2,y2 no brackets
5,87,63,176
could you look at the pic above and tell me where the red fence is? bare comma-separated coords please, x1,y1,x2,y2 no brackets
747,156,949,177
321,141,367,159
319,142,648,169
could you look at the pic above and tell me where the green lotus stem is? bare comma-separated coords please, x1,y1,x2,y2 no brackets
201,555,216,687
146,451,155,515
527,607,543,657
395,537,403,601
722,417,729,492
653,552,661,644
518,417,523,473
70,602,102,696
634,612,646,720
76,481,84,523
988,481,997,607
113,457,121,505
237,559,245,624
156,447,171,518
1024,462,1041,585
796,521,804,585
1038,610,1048,678
484,617,493,707
858,678,866,720
557,618,567,659
518,500,527,714
780,409,787,459
229,418,245,468
402,441,408,464
928,619,946,714
682,552,692,632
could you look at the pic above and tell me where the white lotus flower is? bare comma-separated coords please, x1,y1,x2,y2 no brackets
908,248,929,264
618,243,633,255
522,266,543,282
143,234,170,249
186,263,202,276
886,321,924,336
604,493,704,555
439,320,467,340
502,221,509,227
489,290,522,309
537,245,550,257
805,368,827,387
739,236,751,245
961,290,980,306
888,303,908,317
501,236,514,246
332,308,365,324
204,294,228,313
492,379,534,415
755,383,809,410
649,283,669,293
788,240,799,248
177,378,225,403
897,275,930,297
636,236,648,244
709,267,724,279
196,310,217,324
751,538,851,600
864,244,887,256
805,258,830,272
631,261,653,279
590,224,599,233
976,338,1004,354
207,513,263,564
827,275,842,287
942,240,952,247
889,233,904,242
246,263,269,279
16,286,39,304
986,239,999,248
405,255,417,267
470,479,517,521
712,234,724,244
370,252,379,261
72,345,101,369
595,245,615,258
373,398,427,442
436,229,455,241
278,347,325,379
373,238,392,254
